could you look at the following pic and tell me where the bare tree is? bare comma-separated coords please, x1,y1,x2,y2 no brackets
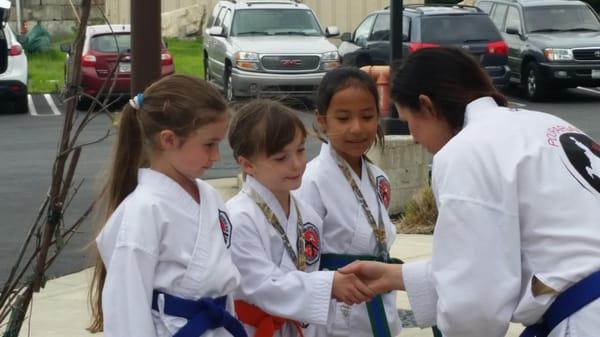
0,1,129,335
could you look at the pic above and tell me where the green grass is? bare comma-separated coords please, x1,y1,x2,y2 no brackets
27,37,204,94
166,38,205,79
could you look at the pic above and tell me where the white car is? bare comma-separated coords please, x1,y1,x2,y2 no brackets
0,21,28,114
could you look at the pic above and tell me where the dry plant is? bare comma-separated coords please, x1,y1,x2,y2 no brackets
0,2,128,335
396,186,438,234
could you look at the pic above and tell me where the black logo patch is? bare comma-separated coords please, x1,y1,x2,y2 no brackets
218,210,232,248
376,175,391,209
559,133,600,197
303,223,321,265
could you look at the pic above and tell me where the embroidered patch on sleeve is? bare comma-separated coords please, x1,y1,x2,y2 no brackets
303,223,321,265
559,133,600,198
218,210,232,248
376,175,391,209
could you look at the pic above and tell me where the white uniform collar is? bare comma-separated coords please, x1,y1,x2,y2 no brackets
242,175,292,223
320,142,366,181
137,168,200,213
464,96,501,127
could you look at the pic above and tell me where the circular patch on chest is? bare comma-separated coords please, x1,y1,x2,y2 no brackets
303,222,321,265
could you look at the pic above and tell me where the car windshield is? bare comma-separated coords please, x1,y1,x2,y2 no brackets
90,34,131,53
421,15,502,44
231,9,322,36
524,5,600,32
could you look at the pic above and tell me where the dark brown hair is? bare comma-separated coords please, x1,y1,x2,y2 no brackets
88,74,228,332
390,47,508,132
315,66,384,146
228,99,306,162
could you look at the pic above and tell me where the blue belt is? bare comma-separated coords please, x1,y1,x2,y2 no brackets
151,290,248,337
520,270,600,337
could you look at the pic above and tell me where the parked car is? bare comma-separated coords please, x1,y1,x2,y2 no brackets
61,24,175,110
203,0,341,101
338,4,510,88
476,0,600,101
0,21,28,114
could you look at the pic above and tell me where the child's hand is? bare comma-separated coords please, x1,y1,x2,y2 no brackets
332,271,375,305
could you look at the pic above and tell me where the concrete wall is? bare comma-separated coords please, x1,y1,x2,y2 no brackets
105,0,423,38
8,0,106,36
367,135,432,215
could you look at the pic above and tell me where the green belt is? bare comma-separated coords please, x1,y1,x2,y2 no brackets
319,253,402,337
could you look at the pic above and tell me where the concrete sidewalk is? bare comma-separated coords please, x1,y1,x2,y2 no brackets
4,178,525,337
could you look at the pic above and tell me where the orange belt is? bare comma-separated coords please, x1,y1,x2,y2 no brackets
234,300,304,337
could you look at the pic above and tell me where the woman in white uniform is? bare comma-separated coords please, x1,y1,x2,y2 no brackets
226,100,374,337
341,47,600,337
296,67,403,337
89,75,245,337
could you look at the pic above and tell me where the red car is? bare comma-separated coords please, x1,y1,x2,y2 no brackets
61,24,175,110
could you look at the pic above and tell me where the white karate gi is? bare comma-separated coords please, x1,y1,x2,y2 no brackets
297,143,402,337
97,168,241,337
402,97,600,337
226,175,334,337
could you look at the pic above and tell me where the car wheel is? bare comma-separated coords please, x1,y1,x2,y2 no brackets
524,62,549,101
224,67,235,101
13,95,28,114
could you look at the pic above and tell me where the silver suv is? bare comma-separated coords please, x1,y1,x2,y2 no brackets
203,0,340,101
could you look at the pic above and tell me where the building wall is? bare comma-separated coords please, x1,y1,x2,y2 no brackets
105,0,421,35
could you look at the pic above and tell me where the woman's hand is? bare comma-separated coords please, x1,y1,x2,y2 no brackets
339,261,405,293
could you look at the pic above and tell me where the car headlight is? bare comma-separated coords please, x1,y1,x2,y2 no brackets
544,48,573,61
234,51,259,70
322,51,340,70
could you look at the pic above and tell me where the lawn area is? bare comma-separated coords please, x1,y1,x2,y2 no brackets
27,37,204,94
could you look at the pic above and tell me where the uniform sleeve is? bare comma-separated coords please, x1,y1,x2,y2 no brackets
296,177,327,220
230,212,334,325
102,245,159,337
405,197,522,337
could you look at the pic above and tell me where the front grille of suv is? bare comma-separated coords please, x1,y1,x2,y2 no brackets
261,55,320,72
573,48,600,61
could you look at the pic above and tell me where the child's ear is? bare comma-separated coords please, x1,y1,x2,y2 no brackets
418,94,439,119
315,111,327,133
157,130,178,150
238,156,255,176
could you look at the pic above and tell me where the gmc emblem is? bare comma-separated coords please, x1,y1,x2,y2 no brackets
280,59,302,66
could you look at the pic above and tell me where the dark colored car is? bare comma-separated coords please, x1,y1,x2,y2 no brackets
476,0,600,101
338,4,510,88
61,24,175,110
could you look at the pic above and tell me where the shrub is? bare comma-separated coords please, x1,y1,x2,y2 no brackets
396,186,438,234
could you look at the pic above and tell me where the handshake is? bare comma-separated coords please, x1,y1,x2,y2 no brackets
330,261,405,305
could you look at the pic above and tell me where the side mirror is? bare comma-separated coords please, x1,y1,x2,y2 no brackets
60,42,72,54
403,33,409,42
341,32,352,42
325,26,340,37
208,26,225,37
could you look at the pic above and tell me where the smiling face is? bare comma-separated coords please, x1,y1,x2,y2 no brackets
317,85,379,166
241,127,308,197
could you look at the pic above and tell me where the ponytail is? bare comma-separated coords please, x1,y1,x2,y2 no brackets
88,104,145,332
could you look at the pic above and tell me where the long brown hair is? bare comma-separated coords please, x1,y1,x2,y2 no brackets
88,74,228,332
390,47,508,132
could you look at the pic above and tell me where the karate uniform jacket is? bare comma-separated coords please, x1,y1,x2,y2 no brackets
296,143,402,337
402,97,600,337
226,175,334,337
96,168,241,337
